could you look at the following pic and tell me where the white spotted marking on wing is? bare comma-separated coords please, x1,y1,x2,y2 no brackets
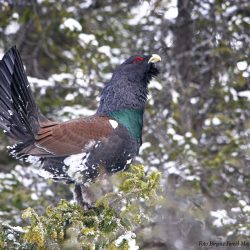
126,159,132,164
26,156,40,164
37,169,54,179
64,152,89,183
109,119,118,129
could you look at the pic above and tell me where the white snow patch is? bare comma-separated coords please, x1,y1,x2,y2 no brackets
98,46,112,57
79,33,98,46
190,138,198,145
210,209,236,227
28,76,52,95
115,231,138,250
148,79,162,90
174,239,184,250
238,90,250,100
231,207,241,213
139,142,151,153
171,90,180,103
239,199,247,207
163,161,180,175
45,189,54,196
50,73,73,82
74,68,84,78
5,21,20,35
162,109,169,118
212,117,221,126
80,0,92,8
225,5,237,16
204,119,211,126
63,50,74,59
185,175,200,181
243,205,250,213
185,132,192,138
224,95,230,102
65,93,77,101
237,61,248,71
128,1,150,25
58,106,95,120
243,17,250,24
151,158,160,165
37,169,54,179
164,34,173,47
31,193,39,200
60,18,82,32
6,233,14,241
167,127,176,135
0,48,4,60
173,134,185,145
190,97,199,104
164,0,178,19
112,48,121,55
242,71,249,78
230,87,238,101
28,76,51,87
12,12,19,19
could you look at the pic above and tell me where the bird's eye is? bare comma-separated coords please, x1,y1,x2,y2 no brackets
132,57,144,64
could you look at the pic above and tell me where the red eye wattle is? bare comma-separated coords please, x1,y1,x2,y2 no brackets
132,57,144,64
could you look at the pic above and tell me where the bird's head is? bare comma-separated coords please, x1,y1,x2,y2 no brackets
97,54,161,114
115,54,161,85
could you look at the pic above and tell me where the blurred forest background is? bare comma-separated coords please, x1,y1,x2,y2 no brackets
0,0,250,249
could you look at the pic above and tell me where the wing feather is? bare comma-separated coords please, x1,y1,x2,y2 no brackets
31,115,114,156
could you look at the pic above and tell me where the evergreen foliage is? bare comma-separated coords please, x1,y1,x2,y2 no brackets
1,166,161,249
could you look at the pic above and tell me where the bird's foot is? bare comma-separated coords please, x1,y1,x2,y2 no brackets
74,184,94,210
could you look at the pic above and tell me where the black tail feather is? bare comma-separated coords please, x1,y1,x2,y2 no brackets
0,46,40,143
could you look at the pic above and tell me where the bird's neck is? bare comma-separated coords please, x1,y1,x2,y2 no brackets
109,109,144,142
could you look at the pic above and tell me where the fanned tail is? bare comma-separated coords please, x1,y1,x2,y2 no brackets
0,46,48,156
0,47,74,183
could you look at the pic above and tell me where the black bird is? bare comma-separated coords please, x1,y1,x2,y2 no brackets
0,46,161,207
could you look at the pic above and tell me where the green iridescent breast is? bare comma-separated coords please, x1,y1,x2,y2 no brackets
109,109,144,142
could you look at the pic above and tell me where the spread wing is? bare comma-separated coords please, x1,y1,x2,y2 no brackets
23,115,114,157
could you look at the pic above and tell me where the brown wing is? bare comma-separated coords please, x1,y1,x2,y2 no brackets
25,115,114,156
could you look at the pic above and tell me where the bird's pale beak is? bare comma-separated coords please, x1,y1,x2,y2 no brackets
148,54,161,64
